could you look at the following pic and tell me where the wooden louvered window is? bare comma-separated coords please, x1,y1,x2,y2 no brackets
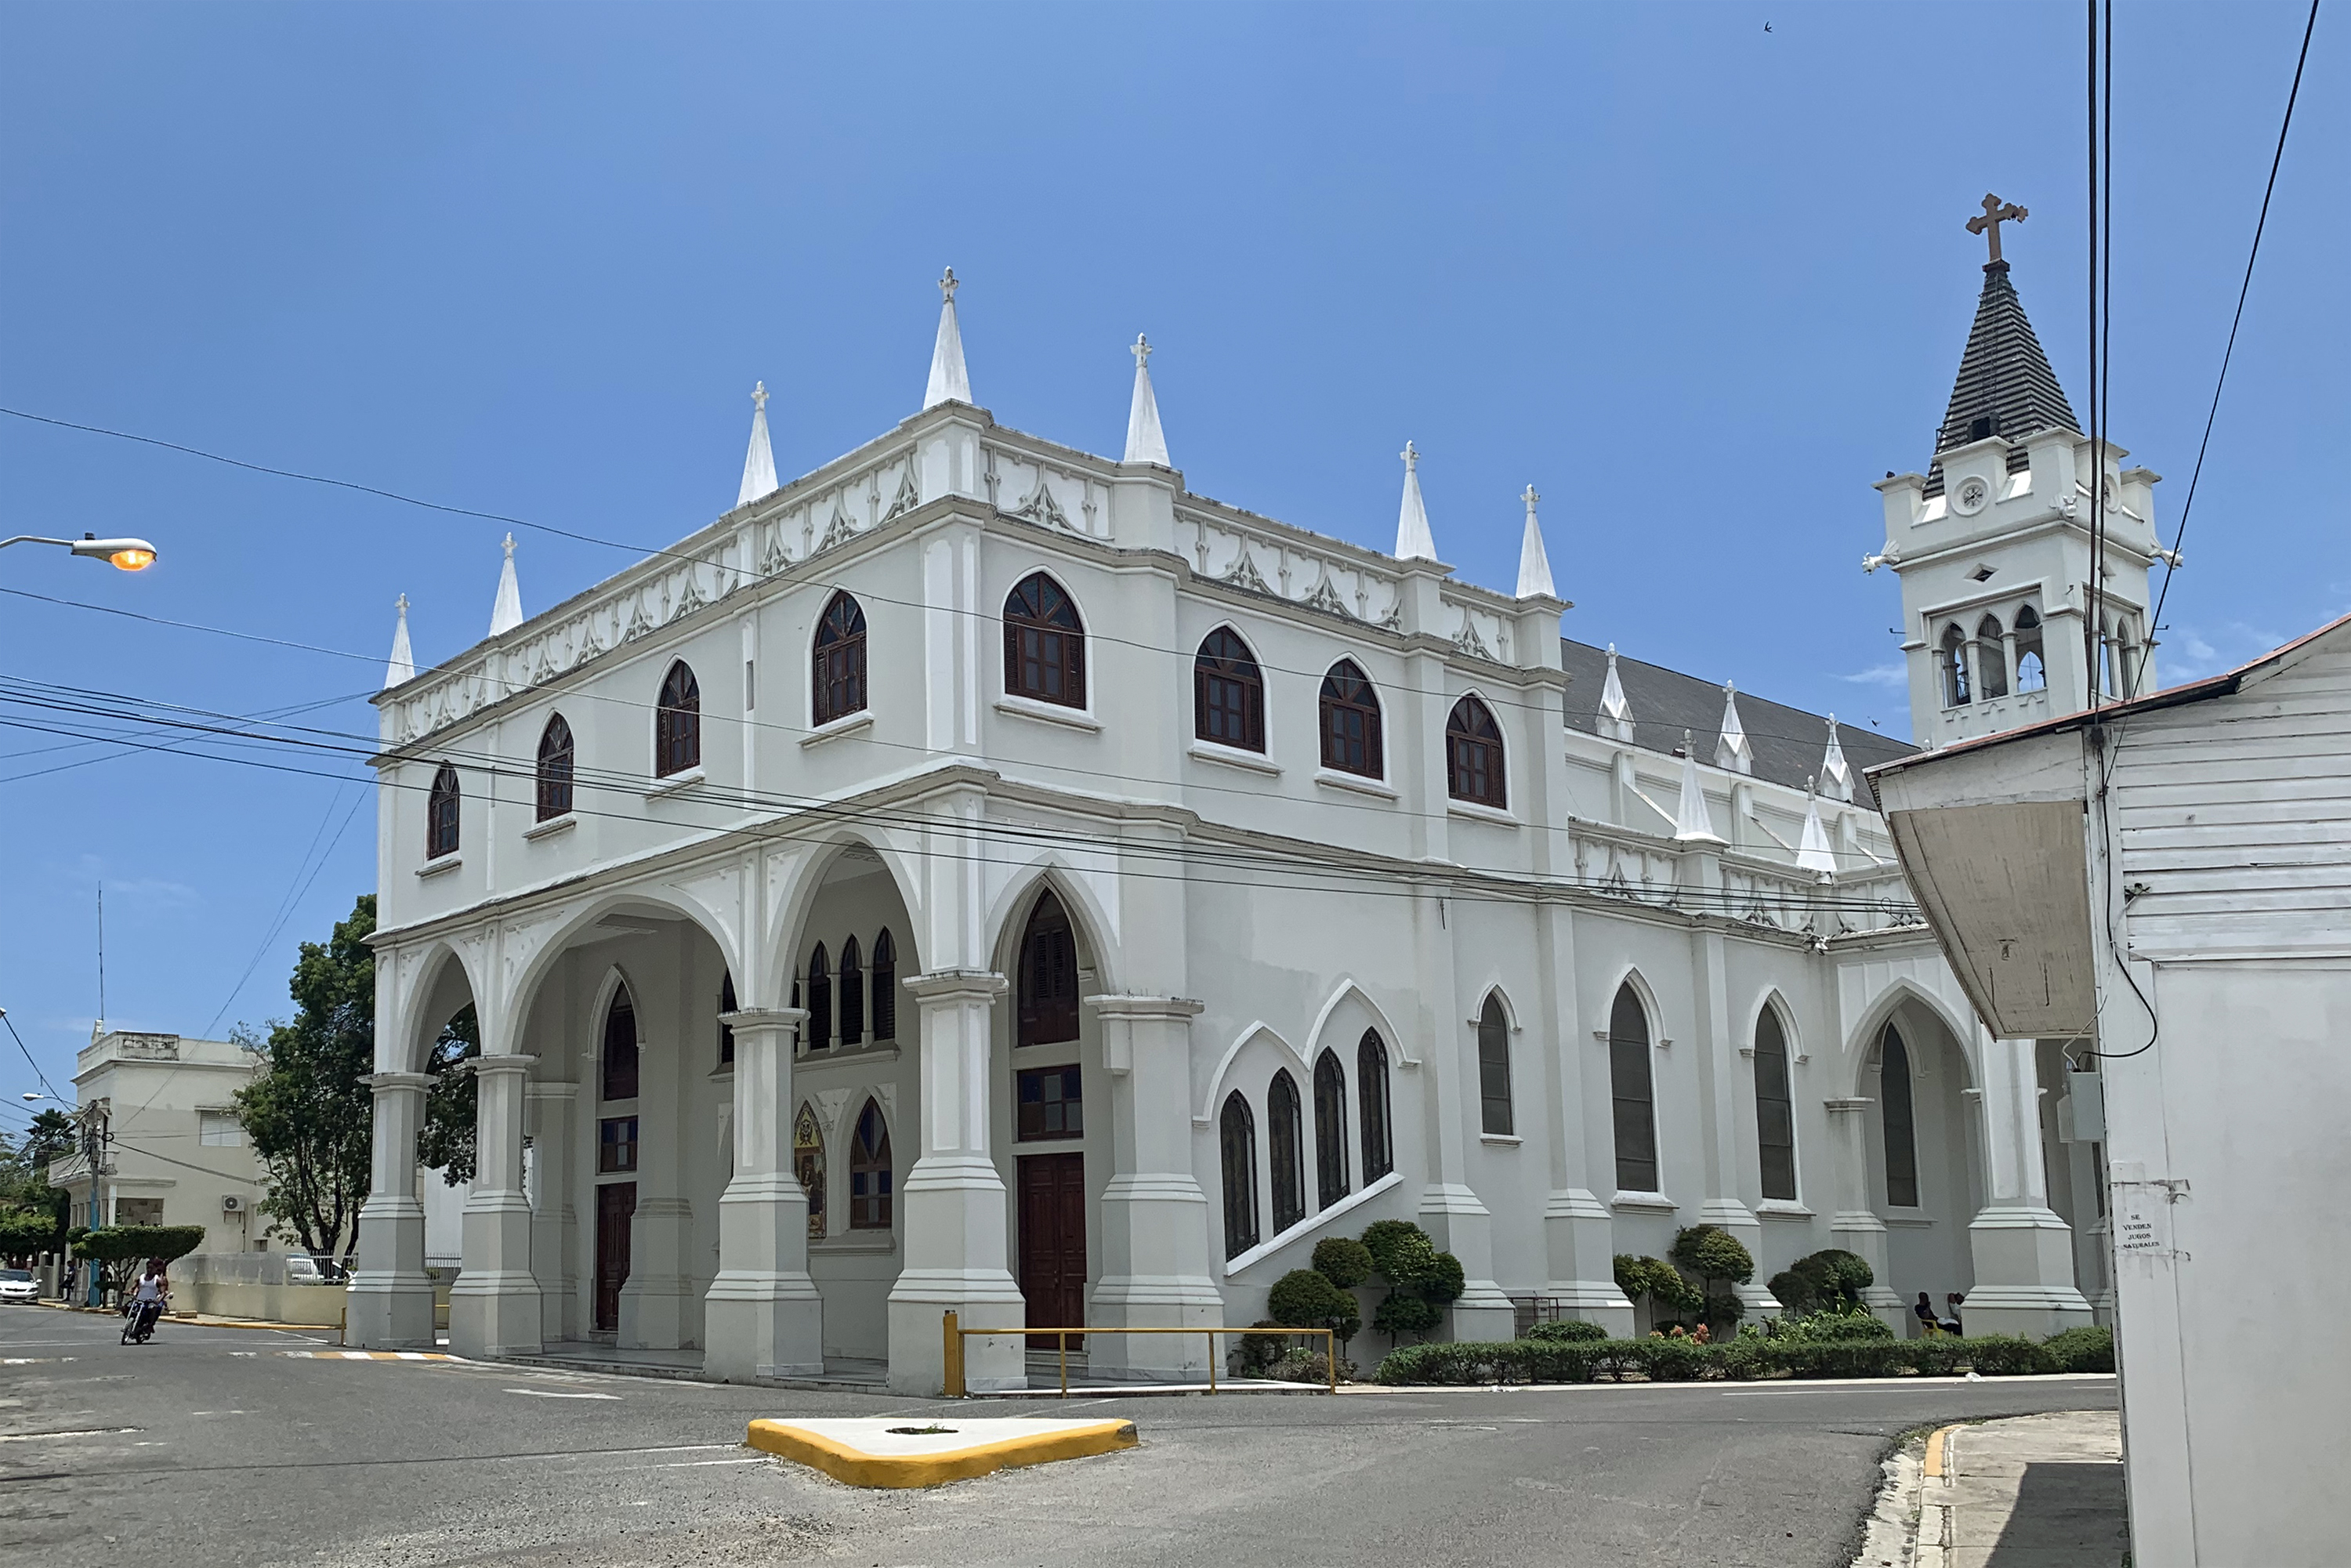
426,763,461,859
813,592,868,726
1268,1070,1305,1234
1016,891,1079,1046
1313,1049,1349,1208
534,715,574,822
1357,1030,1393,1182
656,661,701,777
1446,696,1505,809
1003,573,1085,708
1219,1093,1259,1258
1194,627,1265,752
1318,661,1383,778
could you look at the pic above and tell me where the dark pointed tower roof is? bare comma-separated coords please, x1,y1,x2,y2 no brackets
1925,260,2078,495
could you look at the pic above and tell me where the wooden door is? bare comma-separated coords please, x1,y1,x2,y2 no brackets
594,1182,636,1333
1017,1153,1087,1349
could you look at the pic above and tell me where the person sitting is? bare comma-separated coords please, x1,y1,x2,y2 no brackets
1914,1291,1938,1336
1939,1293,1965,1337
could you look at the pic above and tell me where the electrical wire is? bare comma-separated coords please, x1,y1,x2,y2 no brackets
201,786,369,1040
2,1011,66,1101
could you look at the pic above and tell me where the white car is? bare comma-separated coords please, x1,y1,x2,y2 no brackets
0,1269,38,1305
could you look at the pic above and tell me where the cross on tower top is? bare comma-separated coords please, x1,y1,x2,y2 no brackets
937,266,959,302
751,380,768,413
1966,192,2028,266
1401,440,1419,472
1131,333,1151,369
1522,483,1540,512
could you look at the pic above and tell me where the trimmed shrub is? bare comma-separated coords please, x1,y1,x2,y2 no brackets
1371,1331,2065,1387
1799,1249,1875,1305
1233,1320,1288,1376
1360,1219,1430,1282
1767,1269,1820,1314
1615,1254,1703,1316
1773,1305,1894,1344
1373,1289,1442,1342
2042,1325,2115,1374
1311,1236,1374,1291
1526,1320,1609,1344
1956,1334,2058,1376
1419,1251,1465,1305
1267,1268,1361,1349
1670,1226,1755,1289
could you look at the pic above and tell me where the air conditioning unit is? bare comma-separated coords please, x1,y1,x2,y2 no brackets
222,1194,243,1214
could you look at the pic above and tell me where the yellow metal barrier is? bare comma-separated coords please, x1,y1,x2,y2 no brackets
940,1311,1336,1399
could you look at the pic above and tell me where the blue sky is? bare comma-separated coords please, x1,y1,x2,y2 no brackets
1,2,2342,1106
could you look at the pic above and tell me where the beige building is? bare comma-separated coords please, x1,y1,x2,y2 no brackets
48,1029,277,1251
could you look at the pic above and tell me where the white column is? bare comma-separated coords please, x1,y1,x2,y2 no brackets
1690,922,1778,1316
1087,996,1219,1378
704,1009,823,1379
1538,904,1633,1334
1824,1096,1905,1331
887,970,1024,1394
527,1081,579,1345
450,1054,542,1357
347,1072,435,1348
1965,1034,2092,1336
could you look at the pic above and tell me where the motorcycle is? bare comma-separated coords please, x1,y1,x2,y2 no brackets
120,1295,165,1345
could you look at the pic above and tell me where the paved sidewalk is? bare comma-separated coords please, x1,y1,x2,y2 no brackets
1854,1408,2126,1566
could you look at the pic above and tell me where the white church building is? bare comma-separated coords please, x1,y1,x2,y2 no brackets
348,246,2103,1392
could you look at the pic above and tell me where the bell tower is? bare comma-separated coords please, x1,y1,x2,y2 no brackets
1870,195,2164,748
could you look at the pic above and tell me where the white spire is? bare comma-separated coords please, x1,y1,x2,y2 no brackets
1715,681,1754,774
923,267,972,409
1394,440,1436,561
385,595,415,689
1674,730,1722,842
737,380,778,507
1515,483,1556,599
488,534,523,637
1797,777,1838,876
1598,643,1635,743
1820,715,1854,803
1123,334,1170,466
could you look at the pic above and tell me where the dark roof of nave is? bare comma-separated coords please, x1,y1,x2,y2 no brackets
1559,637,1914,807
1924,261,2080,497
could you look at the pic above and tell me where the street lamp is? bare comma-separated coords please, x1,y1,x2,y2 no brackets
0,532,160,571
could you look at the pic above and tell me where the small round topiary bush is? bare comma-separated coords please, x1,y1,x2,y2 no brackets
1360,1219,1431,1280
1527,1320,1609,1344
1768,1269,1819,1314
1670,1225,1755,1288
1375,1288,1442,1342
1311,1235,1374,1291
1419,1250,1465,1305
1268,1268,1360,1341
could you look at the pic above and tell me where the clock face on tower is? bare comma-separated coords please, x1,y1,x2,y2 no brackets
1954,475,1991,516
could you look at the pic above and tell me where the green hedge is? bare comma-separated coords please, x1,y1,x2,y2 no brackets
2041,1326,2115,1374
1372,1331,2087,1386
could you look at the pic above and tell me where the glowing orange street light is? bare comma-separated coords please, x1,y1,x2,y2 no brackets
2,532,161,570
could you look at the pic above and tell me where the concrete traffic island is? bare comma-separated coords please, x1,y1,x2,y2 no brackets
745,1416,1138,1489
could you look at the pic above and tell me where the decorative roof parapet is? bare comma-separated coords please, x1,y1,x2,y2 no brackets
1123,335,1170,467
737,381,780,507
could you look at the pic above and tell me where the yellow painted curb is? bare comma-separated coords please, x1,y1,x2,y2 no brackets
746,1418,1137,1489
1924,1423,1956,1479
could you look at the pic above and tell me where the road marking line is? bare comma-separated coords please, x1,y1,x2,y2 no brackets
0,1427,141,1442
502,1388,623,1400
647,1457,768,1468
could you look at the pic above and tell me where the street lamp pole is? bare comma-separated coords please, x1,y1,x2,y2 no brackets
0,534,159,571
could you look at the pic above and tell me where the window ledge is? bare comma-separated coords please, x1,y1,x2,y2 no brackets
1313,767,1397,800
522,813,577,842
800,710,874,749
1187,738,1280,777
1447,798,1520,827
645,766,707,798
811,1232,898,1255
1885,1212,1936,1229
1755,1200,1817,1220
1479,1133,1523,1147
994,693,1102,733
1609,1190,1678,1213
795,1041,904,1070
415,854,462,879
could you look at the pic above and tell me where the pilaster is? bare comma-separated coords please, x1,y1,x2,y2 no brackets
347,1071,435,1348
1965,1034,2092,1336
1086,996,1219,1378
887,970,1024,1394
704,1009,824,1380
1824,1097,1906,1331
525,1081,579,1345
451,1053,542,1358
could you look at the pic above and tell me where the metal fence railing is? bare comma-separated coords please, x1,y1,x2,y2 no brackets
940,1312,1336,1398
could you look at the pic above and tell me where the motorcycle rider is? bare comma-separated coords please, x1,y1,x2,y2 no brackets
122,1262,168,1344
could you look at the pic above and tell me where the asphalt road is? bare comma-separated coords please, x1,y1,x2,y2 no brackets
0,1305,2116,1567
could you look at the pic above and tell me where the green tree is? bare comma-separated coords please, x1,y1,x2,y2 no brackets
71,1224,206,1296
0,1120,73,1251
234,894,377,1258
416,1004,479,1185
1670,1225,1755,1335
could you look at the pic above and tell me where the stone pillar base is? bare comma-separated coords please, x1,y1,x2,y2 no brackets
887,1272,1028,1395
1088,1278,1223,1379
1542,1188,1636,1336
703,1280,823,1381
619,1197,694,1350
449,1272,543,1358
1966,1204,2093,1337
344,1273,436,1349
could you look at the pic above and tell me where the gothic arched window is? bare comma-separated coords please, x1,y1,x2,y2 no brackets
1880,1025,1920,1208
1477,994,1513,1135
1940,625,1971,708
1975,614,2009,699
813,591,868,726
1754,1005,1797,1202
1357,1030,1393,1182
805,943,831,1054
2015,607,2047,693
849,1099,893,1229
793,1101,826,1240
601,984,639,1102
839,936,864,1048
1194,627,1266,752
1609,983,1657,1192
1016,889,1080,1047
1446,697,1506,808
1003,572,1085,708
426,763,461,859
1318,660,1383,779
1313,1049,1349,1208
1219,1092,1259,1258
656,661,701,777
1268,1070,1305,1234
870,928,897,1042
535,715,574,822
